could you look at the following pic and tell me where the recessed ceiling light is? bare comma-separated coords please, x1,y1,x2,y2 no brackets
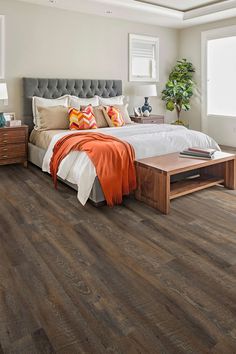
49,0,56,4
105,10,113,14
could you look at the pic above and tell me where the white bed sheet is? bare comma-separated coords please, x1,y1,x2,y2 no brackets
42,124,220,205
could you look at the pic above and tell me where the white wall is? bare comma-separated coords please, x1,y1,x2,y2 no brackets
0,0,179,123
179,17,236,146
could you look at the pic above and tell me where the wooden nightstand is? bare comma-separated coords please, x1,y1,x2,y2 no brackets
130,115,164,124
0,125,28,167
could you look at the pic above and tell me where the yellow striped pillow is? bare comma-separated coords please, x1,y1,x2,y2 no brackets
69,106,97,130
104,106,125,127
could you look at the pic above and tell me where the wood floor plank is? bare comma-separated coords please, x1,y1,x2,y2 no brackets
32,328,56,354
0,163,236,353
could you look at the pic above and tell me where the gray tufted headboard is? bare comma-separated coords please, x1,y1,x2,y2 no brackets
23,78,122,130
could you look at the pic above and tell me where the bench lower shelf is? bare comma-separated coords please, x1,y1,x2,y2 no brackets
170,175,225,200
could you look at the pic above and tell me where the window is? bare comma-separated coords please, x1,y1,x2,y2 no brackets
129,34,159,82
207,36,236,117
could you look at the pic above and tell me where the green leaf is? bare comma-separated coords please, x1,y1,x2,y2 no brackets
166,101,175,111
182,103,190,111
161,58,195,114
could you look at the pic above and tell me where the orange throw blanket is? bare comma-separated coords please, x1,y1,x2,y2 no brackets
50,132,137,206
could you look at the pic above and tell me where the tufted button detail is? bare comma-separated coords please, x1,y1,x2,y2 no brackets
24,78,122,119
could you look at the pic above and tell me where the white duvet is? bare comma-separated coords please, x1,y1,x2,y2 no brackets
42,124,220,205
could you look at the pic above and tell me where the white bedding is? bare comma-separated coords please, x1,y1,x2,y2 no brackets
42,124,220,205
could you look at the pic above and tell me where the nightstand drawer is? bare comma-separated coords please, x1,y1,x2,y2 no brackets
0,129,26,145
0,125,28,167
0,143,26,159
143,118,164,124
130,115,164,124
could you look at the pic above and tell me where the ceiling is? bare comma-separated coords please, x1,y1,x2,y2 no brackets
17,0,236,28
136,0,225,12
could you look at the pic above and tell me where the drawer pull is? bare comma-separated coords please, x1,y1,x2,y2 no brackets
2,133,8,136
2,155,8,158
2,140,7,143
2,148,7,151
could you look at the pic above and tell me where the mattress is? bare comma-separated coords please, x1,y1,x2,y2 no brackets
29,125,137,150
28,129,106,205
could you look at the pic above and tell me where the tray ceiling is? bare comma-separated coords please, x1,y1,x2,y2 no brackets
16,0,236,28
136,0,226,11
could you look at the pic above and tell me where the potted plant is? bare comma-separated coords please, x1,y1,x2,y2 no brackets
161,59,195,126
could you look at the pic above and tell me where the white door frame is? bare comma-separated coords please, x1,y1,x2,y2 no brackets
201,24,236,134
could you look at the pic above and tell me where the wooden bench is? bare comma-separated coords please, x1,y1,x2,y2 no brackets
135,152,236,214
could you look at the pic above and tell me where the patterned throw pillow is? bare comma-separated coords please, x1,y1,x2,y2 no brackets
69,106,97,130
81,105,108,128
104,106,125,127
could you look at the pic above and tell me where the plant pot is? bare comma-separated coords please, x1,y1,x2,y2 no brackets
171,120,189,128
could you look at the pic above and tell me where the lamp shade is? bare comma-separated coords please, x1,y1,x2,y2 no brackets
0,83,8,100
135,84,157,97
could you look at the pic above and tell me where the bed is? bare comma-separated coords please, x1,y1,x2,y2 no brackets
24,77,220,206
24,78,123,205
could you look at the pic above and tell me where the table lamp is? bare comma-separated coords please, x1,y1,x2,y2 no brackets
0,83,8,127
135,84,157,114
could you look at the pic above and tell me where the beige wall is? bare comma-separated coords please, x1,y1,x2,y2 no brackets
0,0,179,122
179,17,236,138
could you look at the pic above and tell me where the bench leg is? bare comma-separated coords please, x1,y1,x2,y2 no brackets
157,173,170,214
135,165,170,214
225,159,236,189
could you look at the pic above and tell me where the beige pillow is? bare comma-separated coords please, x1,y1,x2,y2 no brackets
81,105,108,128
37,106,69,131
113,104,132,124
32,95,69,129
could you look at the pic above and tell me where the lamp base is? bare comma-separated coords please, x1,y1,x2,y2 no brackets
141,97,152,113
0,112,6,127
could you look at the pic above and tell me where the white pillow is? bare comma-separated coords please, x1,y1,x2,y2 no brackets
113,104,132,124
69,96,99,109
98,95,125,106
32,95,69,129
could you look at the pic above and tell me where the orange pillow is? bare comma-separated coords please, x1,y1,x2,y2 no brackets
104,106,125,127
69,106,97,130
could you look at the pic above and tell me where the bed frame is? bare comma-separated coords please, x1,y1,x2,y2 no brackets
23,78,123,205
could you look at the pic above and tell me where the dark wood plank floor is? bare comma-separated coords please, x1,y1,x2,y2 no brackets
0,163,236,354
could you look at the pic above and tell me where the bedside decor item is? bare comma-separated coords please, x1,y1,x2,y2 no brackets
143,110,150,117
134,107,141,117
7,120,22,127
4,112,15,121
161,59,195,125
135,84,157,113
0,113,5,127
0,82,8,127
